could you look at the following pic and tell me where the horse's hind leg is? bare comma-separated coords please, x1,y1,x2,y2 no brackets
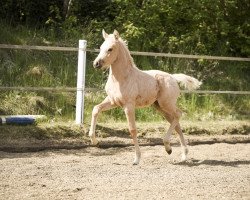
175,122,188,161
154,102,188,161
154,102,175,154
164,110,188,160
163,111,179,155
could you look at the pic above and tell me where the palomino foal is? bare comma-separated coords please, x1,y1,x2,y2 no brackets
89,30,201,165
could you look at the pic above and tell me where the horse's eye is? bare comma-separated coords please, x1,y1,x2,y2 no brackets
108,48,113,52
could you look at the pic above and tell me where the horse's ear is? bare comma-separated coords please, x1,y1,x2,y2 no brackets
102,29,108,39
113,30,119,40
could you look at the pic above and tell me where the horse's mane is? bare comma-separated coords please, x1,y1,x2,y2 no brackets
118,38,136,68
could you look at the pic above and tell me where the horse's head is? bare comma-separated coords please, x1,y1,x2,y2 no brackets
93,29,120,70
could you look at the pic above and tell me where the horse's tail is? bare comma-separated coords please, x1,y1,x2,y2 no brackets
172,74,202,90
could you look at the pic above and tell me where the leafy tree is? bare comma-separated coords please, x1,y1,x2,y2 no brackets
0,0,249,55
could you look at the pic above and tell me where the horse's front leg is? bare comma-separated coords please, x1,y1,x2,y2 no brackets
89,96,116,145
124,104,141,165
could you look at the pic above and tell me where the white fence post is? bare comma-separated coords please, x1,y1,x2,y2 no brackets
75,40,87,124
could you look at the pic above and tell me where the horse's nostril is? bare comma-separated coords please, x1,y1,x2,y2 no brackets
94,59,103,68
93,61,99,68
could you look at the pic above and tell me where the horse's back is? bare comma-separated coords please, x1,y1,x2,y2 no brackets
144,70,172,79
144,70,179,90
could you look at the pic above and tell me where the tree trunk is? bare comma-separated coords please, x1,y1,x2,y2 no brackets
63,0,73,19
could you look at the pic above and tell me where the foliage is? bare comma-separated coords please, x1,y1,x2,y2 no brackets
0,0,249,122
0,0,249,55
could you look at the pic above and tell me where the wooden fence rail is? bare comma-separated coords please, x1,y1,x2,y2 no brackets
0,44,249,96
0,86,249,95
1,44,250,62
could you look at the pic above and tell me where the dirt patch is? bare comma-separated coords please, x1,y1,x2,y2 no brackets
0,143,249,199
0,120,249,199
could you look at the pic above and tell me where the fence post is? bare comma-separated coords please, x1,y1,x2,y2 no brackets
75,40,87,124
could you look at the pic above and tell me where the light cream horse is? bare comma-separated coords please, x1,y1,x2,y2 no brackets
89,30,201,165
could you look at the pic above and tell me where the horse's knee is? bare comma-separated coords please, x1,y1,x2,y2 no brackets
175,108,182,119
92,105,101,118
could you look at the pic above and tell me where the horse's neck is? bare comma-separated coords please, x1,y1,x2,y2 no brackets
109,43,135,82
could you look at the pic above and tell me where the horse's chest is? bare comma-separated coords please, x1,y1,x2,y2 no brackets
105,78,137,106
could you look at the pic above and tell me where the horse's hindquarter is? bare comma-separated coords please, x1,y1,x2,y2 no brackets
145,70,181,102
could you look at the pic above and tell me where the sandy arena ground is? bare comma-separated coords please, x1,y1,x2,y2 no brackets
0,143,249,200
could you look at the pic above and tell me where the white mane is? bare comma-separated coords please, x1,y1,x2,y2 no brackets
118,37,136,68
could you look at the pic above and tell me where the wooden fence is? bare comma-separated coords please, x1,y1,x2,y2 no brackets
1,44,250,61
0,43,250,96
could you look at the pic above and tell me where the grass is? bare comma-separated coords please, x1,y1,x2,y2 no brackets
0,21,249,123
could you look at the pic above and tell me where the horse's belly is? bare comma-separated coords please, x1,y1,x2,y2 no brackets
135,85,159,107
134,75,159,107
135,95,157,107
106,87,157,108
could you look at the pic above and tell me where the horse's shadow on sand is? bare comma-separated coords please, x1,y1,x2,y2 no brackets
96,125,130,138
174,159,250,167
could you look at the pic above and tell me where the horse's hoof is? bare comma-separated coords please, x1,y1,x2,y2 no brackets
163,141,172,154
91,138,99,146
133,158,140,165
181,147,188,161
166,149,172,155
181,154,187,162
133,161,139,165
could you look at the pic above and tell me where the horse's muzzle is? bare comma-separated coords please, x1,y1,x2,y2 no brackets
93,59,103,69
